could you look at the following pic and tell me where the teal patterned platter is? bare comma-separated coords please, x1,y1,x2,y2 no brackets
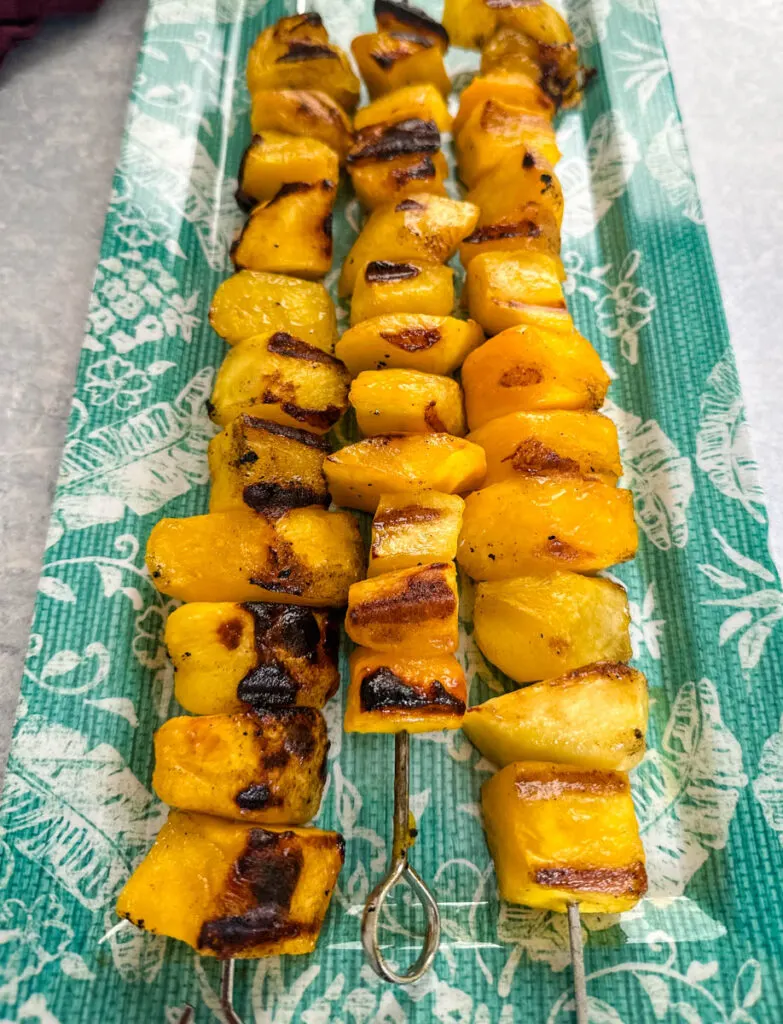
2,0,783,1021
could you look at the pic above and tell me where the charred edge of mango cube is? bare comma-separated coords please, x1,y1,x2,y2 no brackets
236,783,283,810
392,155,438,185
423,401,448,432
360,666,465,714
534,862,648,898
243,481,330,516
235,136,262,211
239,416,334,451
365,261,420,284
265,179,334,207
273,12,324,39
276,41,339,63
347,118,440,164
294,92,350,132
560,661,637,684
348,564,456,627
247,536,312,596
378,326,441,351
374,0,450,47
512,766,630,799
395,197,425,212
463,220,543,244
497,365,544,387
501,438,582,475
373,504,442,531
370,34,431,71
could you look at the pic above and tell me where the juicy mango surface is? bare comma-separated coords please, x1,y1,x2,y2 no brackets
351,31,450,99
466,150,564,228
369,489,465,576
335,314,484,376
458,202,561,266
454,72,554,136
237,132,339,207
250,89,354,161
465,251,571,336
456,100,561,186
354,83,452,131
247,27,360,112
350,261,454,325
350,369,466,437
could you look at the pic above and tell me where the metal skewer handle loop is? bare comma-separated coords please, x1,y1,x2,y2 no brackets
567,902,588,1024
361,732,442,984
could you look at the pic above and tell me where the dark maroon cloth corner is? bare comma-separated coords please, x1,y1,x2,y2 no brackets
0,0,105,68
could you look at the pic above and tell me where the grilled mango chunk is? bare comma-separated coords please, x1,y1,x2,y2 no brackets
250,89,354,162
340,194,479,296
237,132,339,209
458,478,638,579
167,602,339,714
374,0,450,51
247,23,360,113
482,762,647,913
466,150,564,229
351,262,454,325
473,572,631,683
351,31,450,100
354,83,452,132
456,100,561,187
146,508,364,606
465,251,571,336
350,369,465,437
209,332,350,434
459,202,561,266
335,314,484,376
462,326,609,429
347,119,448,209
464,663,647,772
324,433,486,512
116,810,344,957
442,0,496,49
454,72,554,136
469,410,621,486
231,180,336,279
369,489,464,576
153,708,328,825
346,562,459,653
208,415,331,515
210,271,337,353
346,649,466,733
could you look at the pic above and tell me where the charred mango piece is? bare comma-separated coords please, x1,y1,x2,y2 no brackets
494,3,581,105
465,663,646,772
350,261,454,325
480,25,543,80
167,602,339,715
231,180,336,280
209,332,350,434
374,0,450,51
468,410,621,486
208,415,331,516
369,489,464,576
350,369,466,436
347,119,447,209
153,708,328,825
456,99,561,186
459,202,561,266
116,810,344,957
346,648,466,733
473,572,632,684
250,89,354,162
340,194,479,296
457,478,638,580
210,271,337,353
462,327,610,429
247,24,360,113
335,313,484,376
324,433,486,513
454,72,554,136
346,562,459,654
351,31,450,100
442,0,496,49
146,507,364,606
465,251,571,336
481,761,647,914
237,132,339,209
265,12,330,46
354,83,452,132
466,150,564,229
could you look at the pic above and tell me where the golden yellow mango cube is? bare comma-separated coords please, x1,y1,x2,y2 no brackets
456,100,561,187
345,648,466,733
209,415,331,515
369,489,464,576
465,251,572,336
458,203,561,266
324,433,486,513
442,0,497,49
210,271,337,352
473,571,632,683
347,119,448,209
153,708,328,825
462,326,609,429
374,0,449,51
495,1,576,46
350,369,466,437
339,193,479,296
237,132,339,209
464,663,647,772
454,72,554,136
146,507,364,606
250,89,354,162
231,180,336,280
116,810,344,957
354,83,452,132
209,332,350,434
350,261,454,325
481,761,647,913
335,314,484,376
466,150,564,229
264,12,330,45
167,601,340,715
468,410,621,486
351,32,450,100
458,478,638,579
346,562,459,653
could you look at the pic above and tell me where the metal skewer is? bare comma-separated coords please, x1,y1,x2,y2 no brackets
361,731,441,983
177,961,244,1024
567,902,588,1024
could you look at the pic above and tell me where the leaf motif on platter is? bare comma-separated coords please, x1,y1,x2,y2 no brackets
696,350,765,523
566,0,610,47
646,114,703,224
632,677,748,897
614,0,659,20
603,399,694,550
752,714,783,841
560,112,640,239
147,0,272,26
613,32,669,111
